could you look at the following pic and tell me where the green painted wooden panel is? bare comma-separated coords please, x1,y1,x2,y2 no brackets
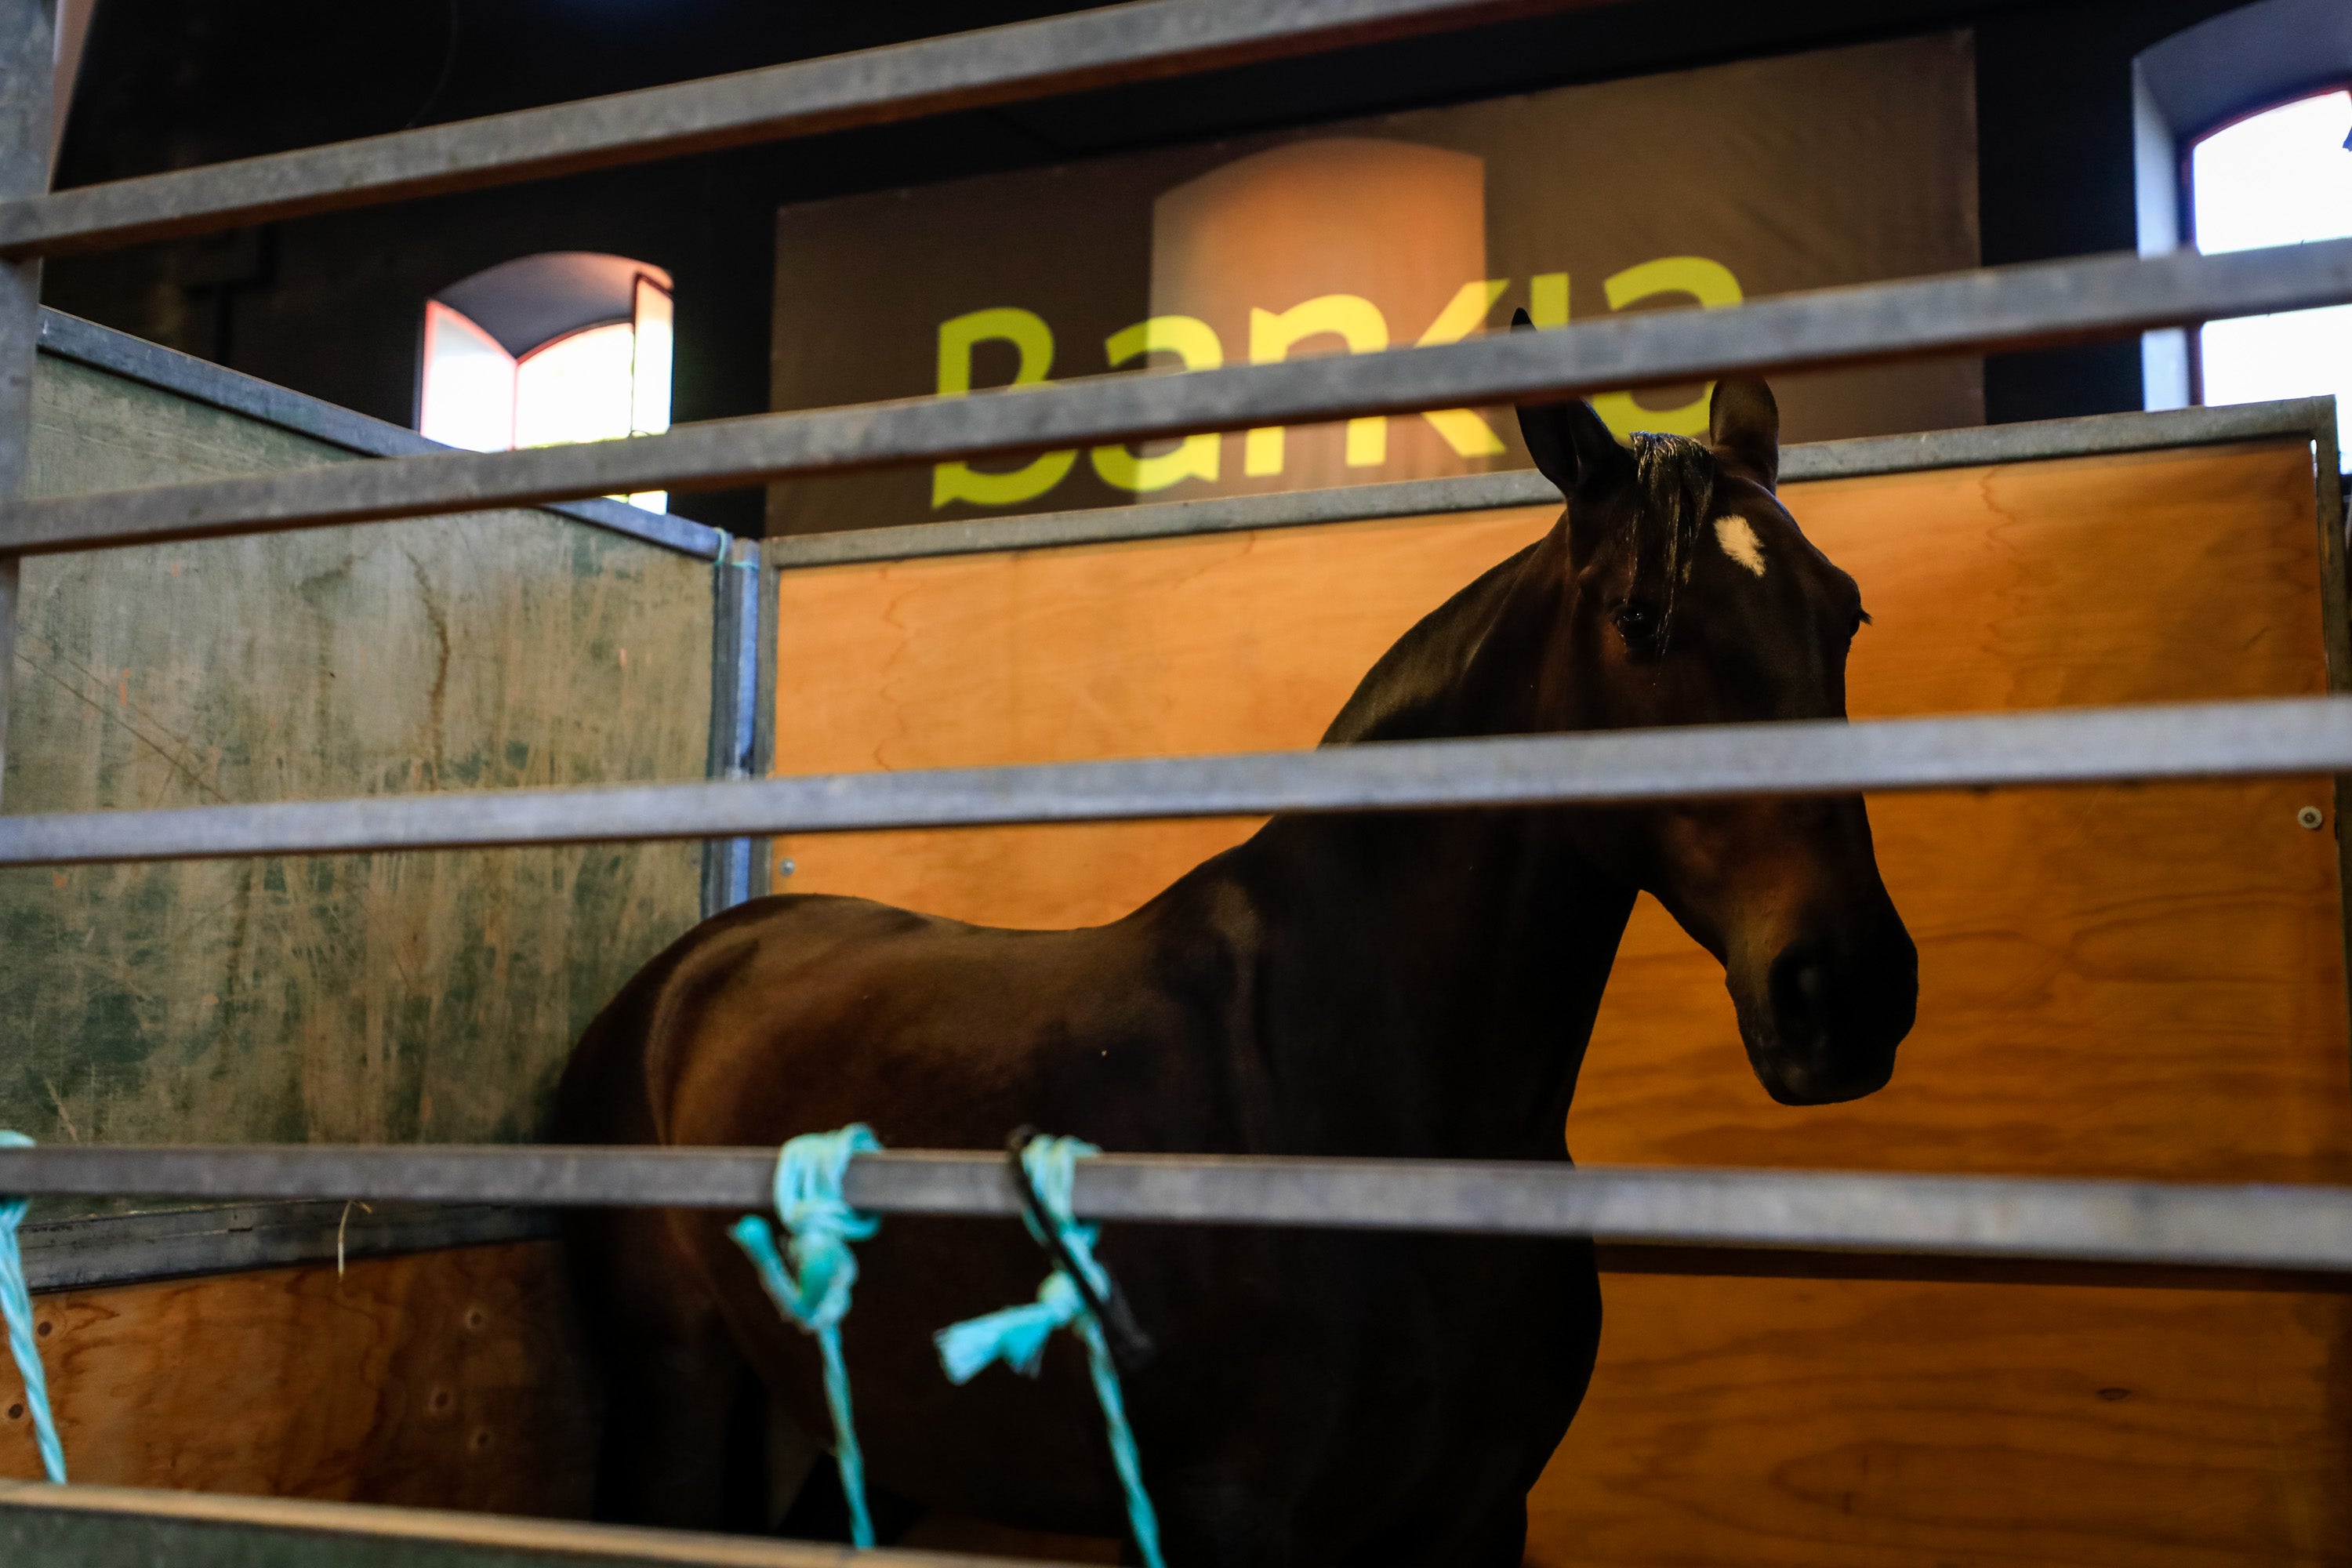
0,356,712,1195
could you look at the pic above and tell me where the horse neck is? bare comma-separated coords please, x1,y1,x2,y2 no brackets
1174,526,1638,1160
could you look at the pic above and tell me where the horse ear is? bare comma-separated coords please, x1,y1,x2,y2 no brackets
1511,308,1631,499
1708,377,1780,491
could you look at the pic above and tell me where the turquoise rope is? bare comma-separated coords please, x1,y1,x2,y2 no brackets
728,1124,884,1548
935,1136,1164,1568
0,1132,65,1484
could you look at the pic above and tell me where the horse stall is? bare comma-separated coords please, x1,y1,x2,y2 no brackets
762,397,2351,1565
0,310,751,1514
2,5,2352,1568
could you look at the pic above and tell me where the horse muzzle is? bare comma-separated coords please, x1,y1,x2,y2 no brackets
1737,922,1919,1106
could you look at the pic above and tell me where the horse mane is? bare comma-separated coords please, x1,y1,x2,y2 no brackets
1321,543,1536,743
1320,431,1719,746
1622,431,1717,649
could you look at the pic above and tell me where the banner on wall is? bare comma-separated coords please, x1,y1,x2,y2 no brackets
768,31,1980,535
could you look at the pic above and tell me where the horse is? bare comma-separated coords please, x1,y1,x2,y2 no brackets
554,365,1919,1566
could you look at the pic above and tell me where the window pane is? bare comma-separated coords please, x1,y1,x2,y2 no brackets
628,277,674,512
514,322,637,450
2192,90,2352,471
2192,91,2352,255
417,301,516,453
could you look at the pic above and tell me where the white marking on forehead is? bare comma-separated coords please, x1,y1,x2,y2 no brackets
1713,514,1766,577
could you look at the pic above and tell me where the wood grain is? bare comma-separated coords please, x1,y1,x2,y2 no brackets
0,1243,595,1518
1575,442,2350,1183
770,438,2352,1564
1537,1274,2352,1568
0,354,712,1171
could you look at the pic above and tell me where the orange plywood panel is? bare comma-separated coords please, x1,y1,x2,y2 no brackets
1531,1273,2352,1568
1571,442,2348,1182
775,442,2345,1179
774,505,1555,930
0,1244,593,1517
770,438,2348,1564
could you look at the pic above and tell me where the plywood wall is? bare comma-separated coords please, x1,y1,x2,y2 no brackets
771,438,2352,1565
0,1243,595,1515
0,355,714,1171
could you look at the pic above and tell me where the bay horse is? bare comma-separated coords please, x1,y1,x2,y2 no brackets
555,368,1918,1566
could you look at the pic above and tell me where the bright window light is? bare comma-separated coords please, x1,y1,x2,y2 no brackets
514,323,638,449
627,276,674,512
2192,89,2352,470
416,262,675,510
418,301,516,453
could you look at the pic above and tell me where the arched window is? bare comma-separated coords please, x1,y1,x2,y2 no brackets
2134,0,2352,470
416,252,675,510
2188,88,2352,466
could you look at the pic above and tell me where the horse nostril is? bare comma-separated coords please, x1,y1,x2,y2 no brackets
1768,947,1828,1037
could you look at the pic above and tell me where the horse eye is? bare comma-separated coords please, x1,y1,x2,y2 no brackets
1613,604,1661,644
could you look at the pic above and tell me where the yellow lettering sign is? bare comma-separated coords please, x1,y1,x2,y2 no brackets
1586,258,1744,438
931,307,1077,509
1244,294,1389,477
1416,278,1509,457
1091,316,1223,492
927,257,1742,508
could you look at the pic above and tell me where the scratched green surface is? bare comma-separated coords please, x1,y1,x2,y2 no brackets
0,355,712,1191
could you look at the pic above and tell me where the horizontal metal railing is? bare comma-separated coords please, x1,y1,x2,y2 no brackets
0,2,2342,1374
5,1143,2352,1277
0,1483,1077,1568
765,398,2340,569
0,0,1602,258
5,239,2350,554
0,697,2343,866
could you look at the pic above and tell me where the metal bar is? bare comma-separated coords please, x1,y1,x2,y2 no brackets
5,1144,2352,1275
0,0,1601,260
0,1483,1072,1568
700,538,764,916
18,1201,554,1294
34,307,728,561
0,0,52,809
1585,1243,2352,1295
8,240,2350,556
0,694,2343,866
766,398,2336,571
748,536,779,901
21,1195,2348,1296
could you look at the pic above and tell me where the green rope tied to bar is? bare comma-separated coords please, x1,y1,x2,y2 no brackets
935,1134,1164,1568
728,1123,883,1548
0,1131,65,1483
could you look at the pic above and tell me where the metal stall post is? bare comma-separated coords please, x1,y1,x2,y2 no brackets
702,534,768,916
0,0,53,811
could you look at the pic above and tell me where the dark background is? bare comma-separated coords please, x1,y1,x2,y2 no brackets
46,0,2264,535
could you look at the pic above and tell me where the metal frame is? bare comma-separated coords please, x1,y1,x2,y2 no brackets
16,1200,553,1295
2,695,2347,866
6,4,2352,1557
0,0,1604,258
0,0,52,813
34,307,727,561
701,535,771,916
9,1145,2352,1281
5,239,2352,556
764,397,2337,568
23,398,2339,1293
0,1483,1069,1568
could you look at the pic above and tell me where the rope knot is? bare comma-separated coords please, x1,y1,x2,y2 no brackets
729,1123,882,1546
933,1133,1165,1568
0,1131,67,1484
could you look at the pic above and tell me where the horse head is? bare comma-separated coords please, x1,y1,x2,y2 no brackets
1513,360,1918,1106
